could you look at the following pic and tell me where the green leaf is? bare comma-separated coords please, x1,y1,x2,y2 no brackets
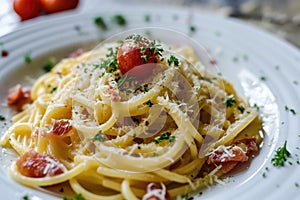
167,55,179,66
112,14,126,26
271,141,291,167
154,132,175,144
43,58,55,72
94,16,107,30
91,131,107,142
223,96,236,107
24,52,32,64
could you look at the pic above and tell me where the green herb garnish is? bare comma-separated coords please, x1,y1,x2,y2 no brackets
145,100,153,107
144,14,151,22
23,195,29,200
50,87,57,94
91,131,107,142
97,47,119,73
117,74,135,89
94,16,107,30
189,25,196,32
43,58,55,72
223,96,236,107
285,105,296,115
0,115,5,121
271,141,291,167
112,14,126,26
167,55,179,66
260,76,266,81
154,132,175,144
24,52,32,64
253,103,260,111
181,193,189,200
63,194,85,200
238,106,245,113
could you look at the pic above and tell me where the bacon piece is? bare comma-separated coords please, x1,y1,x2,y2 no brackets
7,84,31,111
207,147,248,164
16,150,65,178
48,119,72,136
207,137,259,174
234,138,258,153
142,183,170,200
68,49,84,58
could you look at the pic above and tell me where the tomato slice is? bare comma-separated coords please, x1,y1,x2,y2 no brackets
16,150,65,178
117,35,158,75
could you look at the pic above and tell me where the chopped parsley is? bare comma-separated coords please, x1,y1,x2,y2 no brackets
112,14,126,26
238,106,245,113
94,16,107,30
271,141,291,167
144,14,151,22
24,52,32,64
181,193,190,200
189,25,196,32
22,195,29,200
91,131,107,142
145,100,153,107
97,47,119,73
253,103,260,111
0,115,5,121
285,105,296,115
117,74,135,89
50,87,57,94
260,76,266,81
223,96,236,107
149,40,164,58
63,194,85,200
232,56,239,62
140,46,148,62
43,58,55,72
167,55,179,67
154,132,175,144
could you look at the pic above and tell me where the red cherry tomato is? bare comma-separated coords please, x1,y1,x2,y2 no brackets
117,36,158,75
16,150,65,178
13,0,42,20
40,0,79,14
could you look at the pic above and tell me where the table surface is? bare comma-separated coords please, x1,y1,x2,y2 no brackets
0,0,299,48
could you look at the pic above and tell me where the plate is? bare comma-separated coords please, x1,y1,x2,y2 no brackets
1,4,300,200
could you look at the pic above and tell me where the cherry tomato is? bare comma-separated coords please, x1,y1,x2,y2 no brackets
13,0,42,20
16,150,65,178
40,0,79,14
117,35,158,75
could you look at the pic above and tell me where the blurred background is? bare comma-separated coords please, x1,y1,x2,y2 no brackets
1,0,300,47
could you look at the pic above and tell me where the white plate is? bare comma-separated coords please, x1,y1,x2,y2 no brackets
1,5,300,200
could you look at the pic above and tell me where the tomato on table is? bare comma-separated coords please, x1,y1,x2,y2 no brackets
40,0,79,14
13,0,42,20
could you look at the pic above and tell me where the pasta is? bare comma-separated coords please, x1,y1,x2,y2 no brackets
0,34,262,199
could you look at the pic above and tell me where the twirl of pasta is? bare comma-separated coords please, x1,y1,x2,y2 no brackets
1,34,263,200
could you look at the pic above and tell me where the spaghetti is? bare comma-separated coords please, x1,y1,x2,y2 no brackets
1,34,262,199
